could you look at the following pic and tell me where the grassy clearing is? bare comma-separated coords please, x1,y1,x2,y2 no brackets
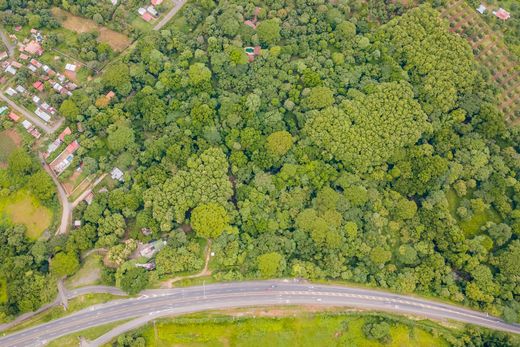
5,293,121,334
446,189,502,237
0,129,21,165
65,254,103,289
51,8,131,51
133,312,449,347
0,190,53,240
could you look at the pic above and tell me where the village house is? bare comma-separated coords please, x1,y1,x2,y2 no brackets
139,240,167,258
0,51,8,61
33,81,44,92
111,167,124,182
35,108,51,122
8,112,20,122
493,8,511,20
23,40,43,56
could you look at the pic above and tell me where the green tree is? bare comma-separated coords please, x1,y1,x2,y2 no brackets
191,202,231,239
266,131,294,157
257,19,281,44
257,252,285,278
50,252,79,278
59,100,80,120
116,264,148,295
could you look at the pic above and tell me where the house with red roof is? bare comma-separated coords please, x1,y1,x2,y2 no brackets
8,112,20,122
151,0,163,5
33,80,44,92
58,127,72,141
493,8,511,20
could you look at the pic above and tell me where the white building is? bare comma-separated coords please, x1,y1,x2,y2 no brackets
111,167,124,182
35,108,51,122
476,4,486,14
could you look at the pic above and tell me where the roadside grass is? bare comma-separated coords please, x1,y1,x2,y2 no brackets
51,8,131,52
0,190,53,240
46,320,130,347
4,294,121,334
65,254,103,289
0,129,20,165
134,311,450,347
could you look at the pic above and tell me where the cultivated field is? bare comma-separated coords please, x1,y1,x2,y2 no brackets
439,0,520,123
52,8,132,52
0,191,53,240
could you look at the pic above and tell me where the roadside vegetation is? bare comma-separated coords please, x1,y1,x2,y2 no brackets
109,310,519,347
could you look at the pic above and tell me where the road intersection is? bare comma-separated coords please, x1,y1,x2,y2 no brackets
1,280,518,347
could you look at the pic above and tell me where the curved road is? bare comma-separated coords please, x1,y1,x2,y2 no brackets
1,280,519,347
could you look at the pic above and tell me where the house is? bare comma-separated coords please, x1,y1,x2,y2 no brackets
59,127,72,141
5,87,17,96
33,80,44,92
19,53,29,60
30,28,38,35
66,140,80,154
11,61,22,68
53,82,63,92
74,220,82,228
24,40,43,56
139,240,167,258
135,262,155,270
27,64,37,72
14,26,21,32
30,59,42,68
65,63,77,72
106,91,116,100
493,8,511,20
151,0,163,5
245,46,261,62
141,228,152,236
4,65,16,75
8,112,20,122
30,128,41,139
142,12,153,21
0,106,8,115
138,7,147,15
476,4,486,14
0,51,7,61
15,85,26,93
147,5,158,16
45,139,61,158
32,95,41,104
22,120,33,130
66,82,78,91
111,167,124,182
244,20,256,29
35,108,51,122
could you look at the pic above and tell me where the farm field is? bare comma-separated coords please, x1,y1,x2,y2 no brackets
0,129,21,166
52,8,132,52
439,0,520,123
132,312,449,347
0,190,53,239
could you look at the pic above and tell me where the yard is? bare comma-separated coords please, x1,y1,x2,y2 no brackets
0,190,53,240
135,312,449,347
65,254,103,289
0,129,21,166
52,8,132,52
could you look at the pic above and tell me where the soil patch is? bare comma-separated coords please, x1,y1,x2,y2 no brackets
52,8,131,51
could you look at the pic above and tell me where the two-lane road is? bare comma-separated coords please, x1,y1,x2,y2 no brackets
1,281,519,347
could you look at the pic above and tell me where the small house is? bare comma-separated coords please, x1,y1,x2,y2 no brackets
11,61,22,68
32,95,41,104
476,4,486,14
15,85,26,93
65,63,77,72
24,40,43,56
30,59,42,68
35,108,51,122
19,53,29,60
147,5,158,16
138,7,147,15
84,192,94,205
493,8,511,20
106,91,116,100
58,127,72,141
5,87,17,96
0,51,8,61
66,140,80,154
0,106,8,115
27,64,37,72
8,112,20,122
22,120,33,130
111,167,124,182
142,12,153,21
151,0,163,5
4,65,16,75
74,220,82,228
33,81,44,92
141,228,152,236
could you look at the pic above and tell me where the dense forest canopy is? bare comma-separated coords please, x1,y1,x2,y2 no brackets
1,1,520,338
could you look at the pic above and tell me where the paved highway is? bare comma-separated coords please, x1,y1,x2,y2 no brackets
1,280,519,346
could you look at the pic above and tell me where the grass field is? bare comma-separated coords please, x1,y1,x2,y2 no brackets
0,190,53,239
0,129,21,165
134,312,449,347
0,276,7,304
52,8,131,51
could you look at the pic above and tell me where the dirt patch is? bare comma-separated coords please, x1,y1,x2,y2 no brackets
52,8,131,51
